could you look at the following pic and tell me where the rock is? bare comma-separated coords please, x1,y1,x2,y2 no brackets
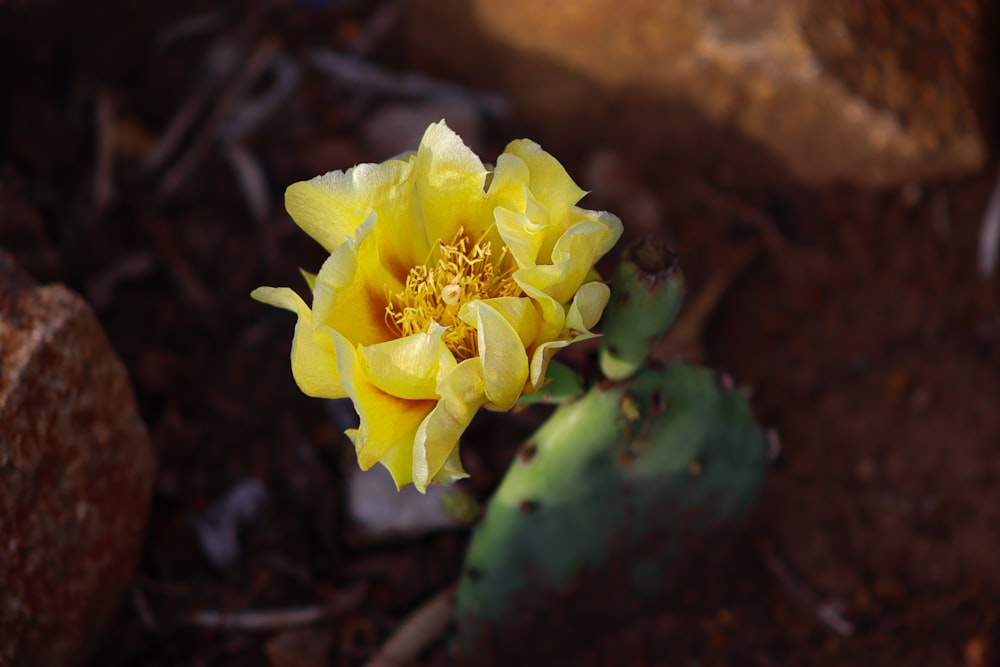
346,462,461,542
0,252,156,667
402,0,989,187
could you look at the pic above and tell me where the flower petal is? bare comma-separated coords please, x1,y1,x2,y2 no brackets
566,281,611,333
313,217,399,347
412,121,494,243
345,428,416,490
479,296,541,348
334,333,437,487
486,152,530,212
286,159,413,254
528,339,570,391
358,327,457,401
495,207,546,268
513,277,566,344
459,300,529,410
515,217,622,304
432,447,470,486
506,138,587,211
412,358,486,492
251,287,346,399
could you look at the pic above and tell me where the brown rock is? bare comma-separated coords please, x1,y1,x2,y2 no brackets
0,252,156,667
403,0,989,187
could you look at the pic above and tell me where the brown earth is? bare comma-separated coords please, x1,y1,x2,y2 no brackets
1,1,999,665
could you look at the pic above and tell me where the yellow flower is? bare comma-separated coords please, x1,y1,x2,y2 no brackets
253,121,622,492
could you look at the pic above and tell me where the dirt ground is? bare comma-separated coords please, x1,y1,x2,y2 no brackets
2,1,999,665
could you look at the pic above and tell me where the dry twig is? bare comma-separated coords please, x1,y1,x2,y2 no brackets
131,586,158,630
220,53,300,143
142,215,219,330
224,143,271,224
361,585,455,667
92,88,117,217
310,50,509,118
758,547,854,638
142,36,244,174
186,582,367,632
189,605,328,632
653,243,760,362
977,165,1000,277
157,38,280,198
348,2,401,58
685,181,830,276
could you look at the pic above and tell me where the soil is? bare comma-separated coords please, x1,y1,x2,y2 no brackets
2,1,999,666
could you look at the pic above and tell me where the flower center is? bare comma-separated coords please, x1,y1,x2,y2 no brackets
386,229,521,360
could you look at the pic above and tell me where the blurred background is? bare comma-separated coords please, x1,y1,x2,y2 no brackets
2,0,1000,665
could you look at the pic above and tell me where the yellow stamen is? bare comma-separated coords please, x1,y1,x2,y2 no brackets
386,229,521,360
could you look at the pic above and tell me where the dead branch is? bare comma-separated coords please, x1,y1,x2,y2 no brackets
361,585,455,667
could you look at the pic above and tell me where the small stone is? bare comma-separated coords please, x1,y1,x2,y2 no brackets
0,252,156,667
346,463,460,542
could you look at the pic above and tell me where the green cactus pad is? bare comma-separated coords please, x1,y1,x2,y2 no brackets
454,363,768,654
599,237,684,381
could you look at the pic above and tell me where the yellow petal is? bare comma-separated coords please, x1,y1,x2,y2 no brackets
577,209,623,258
528,339,570,391
566,281,611,333
506,138,595,262
412,358,486,492
486,152,530,212
495,207,546,268
412,121,495,243
251,285,302,313
357,327,457,401
432,447,469,486
513,277,566,343
523,283,609,390
515,217,622,304
312,218,399,347
345,428,416,490
478,296,541,348
285,159,413,254
376,441,419,490
251,287,347,399
334,333,436,484
506,138,587,211
459,300,529,410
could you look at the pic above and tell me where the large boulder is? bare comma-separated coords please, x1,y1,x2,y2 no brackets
403,0,989,187
0,253,156,667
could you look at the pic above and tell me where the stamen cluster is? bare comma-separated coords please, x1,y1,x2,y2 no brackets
387,230,521,360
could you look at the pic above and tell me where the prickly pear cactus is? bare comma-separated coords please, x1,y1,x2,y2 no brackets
454,365,768,645
599,237,684,381
453,238,769,658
